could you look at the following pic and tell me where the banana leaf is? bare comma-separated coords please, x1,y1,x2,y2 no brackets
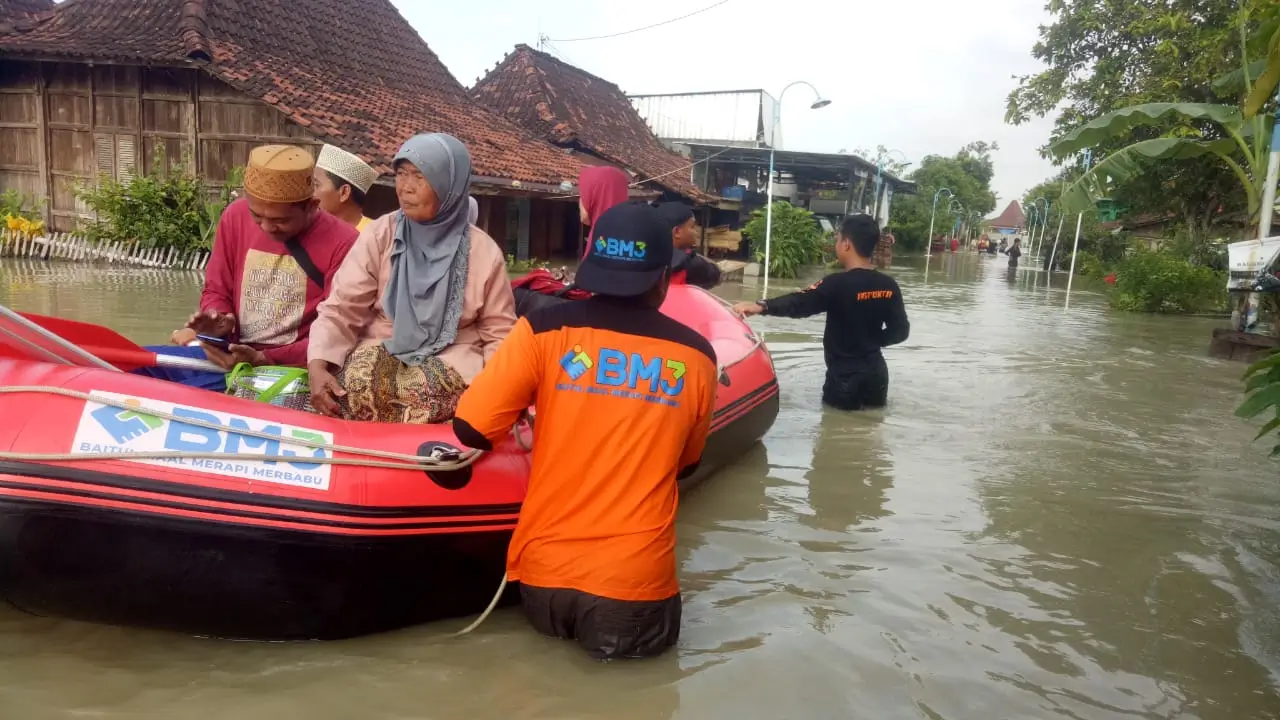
1056,137,1239,215
1243,22,1280,119
1051,103,1244,158
1212,60,1270,94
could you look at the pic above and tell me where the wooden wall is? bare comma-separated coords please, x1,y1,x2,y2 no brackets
0,58,580,259
0,59,317,231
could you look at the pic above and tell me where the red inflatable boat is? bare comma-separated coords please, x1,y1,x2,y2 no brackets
0,285,778,640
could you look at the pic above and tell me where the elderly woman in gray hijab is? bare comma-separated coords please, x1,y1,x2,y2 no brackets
306,133,516,423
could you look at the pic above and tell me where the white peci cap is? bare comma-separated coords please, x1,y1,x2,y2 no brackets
316,144,378,194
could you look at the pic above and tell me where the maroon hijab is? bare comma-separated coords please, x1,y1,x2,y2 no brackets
578,166,630,259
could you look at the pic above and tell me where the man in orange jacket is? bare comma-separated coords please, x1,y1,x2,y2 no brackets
453,202,718,660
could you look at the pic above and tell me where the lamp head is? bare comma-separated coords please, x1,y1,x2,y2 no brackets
810,98,832,110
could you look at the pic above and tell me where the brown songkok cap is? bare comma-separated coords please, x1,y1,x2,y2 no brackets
243,145,315,203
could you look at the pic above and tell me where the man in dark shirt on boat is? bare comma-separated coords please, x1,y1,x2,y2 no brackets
733,214,909,411
656,202,721,289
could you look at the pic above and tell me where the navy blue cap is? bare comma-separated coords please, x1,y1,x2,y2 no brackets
575,202,673,297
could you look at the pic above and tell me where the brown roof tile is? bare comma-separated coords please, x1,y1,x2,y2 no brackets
988,200,1026,229
472,44,714,204
0,0,583,189
0,0,52,18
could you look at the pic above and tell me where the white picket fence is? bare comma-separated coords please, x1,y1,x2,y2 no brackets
0,230,210,271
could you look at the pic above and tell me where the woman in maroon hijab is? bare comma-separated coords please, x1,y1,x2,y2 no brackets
578,166,630,259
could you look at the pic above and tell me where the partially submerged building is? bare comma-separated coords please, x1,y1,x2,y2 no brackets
0,0,585,259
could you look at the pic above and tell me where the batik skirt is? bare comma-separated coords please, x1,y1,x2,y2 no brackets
337,340,467,424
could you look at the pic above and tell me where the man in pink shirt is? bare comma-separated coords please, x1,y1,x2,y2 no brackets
142,145,358,389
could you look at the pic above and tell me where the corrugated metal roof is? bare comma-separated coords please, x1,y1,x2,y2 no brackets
624,91,773,149
629,90,784,149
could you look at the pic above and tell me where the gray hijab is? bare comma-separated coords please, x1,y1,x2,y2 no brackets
382,133,473,366
467,196,478,225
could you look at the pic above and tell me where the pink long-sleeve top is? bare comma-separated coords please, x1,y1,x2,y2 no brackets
307,212,517,382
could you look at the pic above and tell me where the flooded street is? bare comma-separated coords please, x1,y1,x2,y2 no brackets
1,254,1278,720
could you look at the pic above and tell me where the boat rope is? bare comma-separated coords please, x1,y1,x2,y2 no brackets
449,576,509,637
703,289,767,372
0,385,518,638
0,386,484,471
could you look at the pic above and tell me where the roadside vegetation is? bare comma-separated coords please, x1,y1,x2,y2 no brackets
76,152,243,252
742,201,825,279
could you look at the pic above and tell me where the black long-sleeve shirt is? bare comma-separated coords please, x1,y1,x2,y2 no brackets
761,268,909,375
672,250,722,289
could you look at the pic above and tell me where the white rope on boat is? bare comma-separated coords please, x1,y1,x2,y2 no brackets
0,384,516,638
0,386,485,471
702,288,767,372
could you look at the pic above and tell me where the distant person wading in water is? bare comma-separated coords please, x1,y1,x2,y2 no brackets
1007,237,1022,269
733,214,909,411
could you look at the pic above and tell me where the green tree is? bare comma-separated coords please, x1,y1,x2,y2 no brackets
1006,1,1269,236
888,143,998,250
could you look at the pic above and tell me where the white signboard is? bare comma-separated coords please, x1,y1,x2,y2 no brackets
1227,236,1280,291
71,390,334,491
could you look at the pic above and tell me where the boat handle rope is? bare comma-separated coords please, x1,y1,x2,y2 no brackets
703,289,766,372
0,386,489,471
0,385,515,638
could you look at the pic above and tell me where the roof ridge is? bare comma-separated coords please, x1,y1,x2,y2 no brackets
178,0,210,61
513,42,626,94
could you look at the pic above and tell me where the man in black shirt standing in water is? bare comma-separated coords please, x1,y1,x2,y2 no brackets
733,214,909,410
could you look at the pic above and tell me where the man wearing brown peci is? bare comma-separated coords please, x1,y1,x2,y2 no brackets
140,145,358,389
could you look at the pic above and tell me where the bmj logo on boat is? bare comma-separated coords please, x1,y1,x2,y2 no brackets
91,398,163,444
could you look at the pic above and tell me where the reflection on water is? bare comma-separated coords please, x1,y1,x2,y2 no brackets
1,254,1279,719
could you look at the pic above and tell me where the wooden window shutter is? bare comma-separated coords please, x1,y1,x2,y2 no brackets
115,134,137,182
93,132,114,181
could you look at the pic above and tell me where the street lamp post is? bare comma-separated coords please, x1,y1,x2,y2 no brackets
762,81,831,299
945,199,965,256
949,200,965,247
924,187,953,280
872,149,910,223
1033,197,1050,257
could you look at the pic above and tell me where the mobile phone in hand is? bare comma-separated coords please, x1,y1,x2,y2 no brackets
196,334,232,352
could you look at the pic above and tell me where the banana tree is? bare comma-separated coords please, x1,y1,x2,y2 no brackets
1050,7,1279,231
1050,103,1271,227
1241,5,1280,120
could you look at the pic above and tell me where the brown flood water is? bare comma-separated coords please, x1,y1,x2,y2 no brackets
0,253,1278,720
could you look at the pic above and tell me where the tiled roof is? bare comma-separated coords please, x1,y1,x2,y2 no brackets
988,201,1026,228
0,0,583,189
471,44,713,204
0,0,52,17
0,0,52,31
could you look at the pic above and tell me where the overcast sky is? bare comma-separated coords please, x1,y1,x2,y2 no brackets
397,0,1059,217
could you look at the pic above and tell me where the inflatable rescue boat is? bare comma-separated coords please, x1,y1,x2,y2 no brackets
0,285,778,640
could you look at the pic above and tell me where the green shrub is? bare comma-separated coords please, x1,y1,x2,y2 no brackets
1237,350,1280,457
742,201,825,278
0,189,42,222
505,254,547,273
1109,250,1226,314
1070,250,1107,279
77,156,243,252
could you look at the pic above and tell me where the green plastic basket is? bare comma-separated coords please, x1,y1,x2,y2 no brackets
227,363,314,413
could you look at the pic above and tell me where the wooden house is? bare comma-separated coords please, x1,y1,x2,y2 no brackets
0,0,585,259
